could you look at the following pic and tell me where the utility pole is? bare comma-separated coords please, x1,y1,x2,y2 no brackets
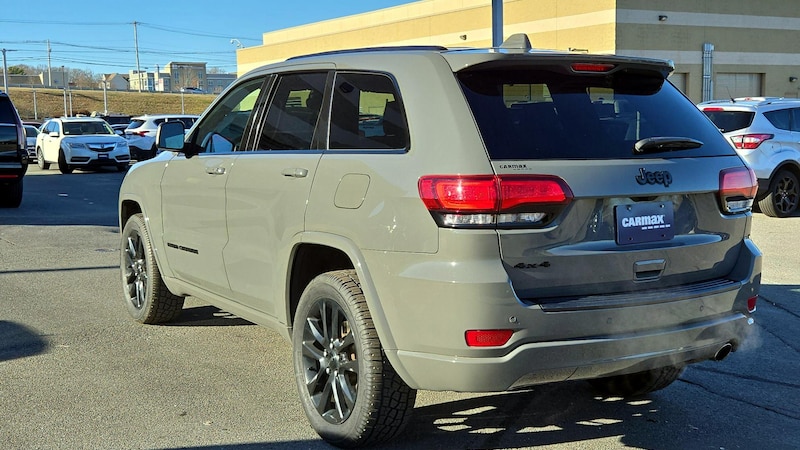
133,21,142,93
47,40,52,87
1,48,9,93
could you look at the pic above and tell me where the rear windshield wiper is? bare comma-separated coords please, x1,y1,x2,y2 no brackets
633,137,703,154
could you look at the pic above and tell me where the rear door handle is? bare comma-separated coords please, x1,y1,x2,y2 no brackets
282,168,308,178
205,166,226,175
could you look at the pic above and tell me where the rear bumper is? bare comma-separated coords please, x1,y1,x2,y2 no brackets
389,312,751,391
364,236,761,392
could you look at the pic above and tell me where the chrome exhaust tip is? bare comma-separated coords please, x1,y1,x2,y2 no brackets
713,343,733,361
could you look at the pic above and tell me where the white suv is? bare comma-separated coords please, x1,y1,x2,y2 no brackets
36,117,130,173
124,114,199,160
700,97,800,217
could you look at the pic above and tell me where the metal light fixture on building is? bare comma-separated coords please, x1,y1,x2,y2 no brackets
790,76,798,83
658,15,668,22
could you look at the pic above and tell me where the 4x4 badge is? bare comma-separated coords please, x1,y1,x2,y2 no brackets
636,168,672,187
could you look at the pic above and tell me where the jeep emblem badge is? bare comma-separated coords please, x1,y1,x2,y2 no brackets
636,168,672,187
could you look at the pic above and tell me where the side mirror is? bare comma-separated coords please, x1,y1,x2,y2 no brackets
156,121,186,153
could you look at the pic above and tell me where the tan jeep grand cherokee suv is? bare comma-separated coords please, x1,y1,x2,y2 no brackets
119,36,762,447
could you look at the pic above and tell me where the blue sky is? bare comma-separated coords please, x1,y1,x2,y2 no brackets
0,1,413,76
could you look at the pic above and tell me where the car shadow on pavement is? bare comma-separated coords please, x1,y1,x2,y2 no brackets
0,320,49,362
166,305,255,328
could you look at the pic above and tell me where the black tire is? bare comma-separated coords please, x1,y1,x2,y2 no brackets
292,270,416,447
120,213,185,324
58,150,73,174
0,179,23,208
757,169,799,217
36,148,49,170
588,365,685,397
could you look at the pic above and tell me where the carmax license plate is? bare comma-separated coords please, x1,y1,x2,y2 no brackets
615,201,674,245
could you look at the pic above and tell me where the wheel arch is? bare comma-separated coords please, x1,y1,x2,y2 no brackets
760,160,800,199
285,232,399,353
768,160,800,182
119,197,175,283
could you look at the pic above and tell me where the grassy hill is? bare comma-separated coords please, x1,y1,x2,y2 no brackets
5,87,216,121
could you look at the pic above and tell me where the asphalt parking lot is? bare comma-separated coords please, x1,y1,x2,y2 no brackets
1,167,798,450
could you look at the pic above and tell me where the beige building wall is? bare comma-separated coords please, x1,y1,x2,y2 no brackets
237,0,800,103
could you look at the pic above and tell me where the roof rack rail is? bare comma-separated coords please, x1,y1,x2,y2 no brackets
288,45,448,61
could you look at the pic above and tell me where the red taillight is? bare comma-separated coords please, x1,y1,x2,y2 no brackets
499,176,571,209
465,329,514,347
418,175,573,228
719,167,757,214
730,133,772,150
571,63,616,73
419,175,497,212
702,107,725,112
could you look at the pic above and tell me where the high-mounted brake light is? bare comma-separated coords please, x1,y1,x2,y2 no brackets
719,167,757,214
730,134,773,150
702,107,725,111
570,63,616,73
418,174,573,228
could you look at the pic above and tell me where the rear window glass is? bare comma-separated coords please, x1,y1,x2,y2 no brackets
127,120,146,129
457,68,736,159
0,97,19,124
702,110,755,132
0,125,18,151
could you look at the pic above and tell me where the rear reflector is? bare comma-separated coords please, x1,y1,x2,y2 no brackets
465,329,514,347
719,167,757,214
747,296,758,313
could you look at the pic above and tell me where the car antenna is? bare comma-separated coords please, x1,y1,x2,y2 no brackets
726,87,734,103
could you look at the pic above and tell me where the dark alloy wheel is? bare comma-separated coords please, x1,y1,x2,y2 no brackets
758,169,799,218
293,270,416,447
121,213,185,324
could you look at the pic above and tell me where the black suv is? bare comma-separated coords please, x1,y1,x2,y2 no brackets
0,91,27,208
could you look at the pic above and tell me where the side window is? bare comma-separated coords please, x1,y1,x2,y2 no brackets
256,72,328,150
764,109,791,131
191,77,265,153
330,72,408,149
791,108,800,132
